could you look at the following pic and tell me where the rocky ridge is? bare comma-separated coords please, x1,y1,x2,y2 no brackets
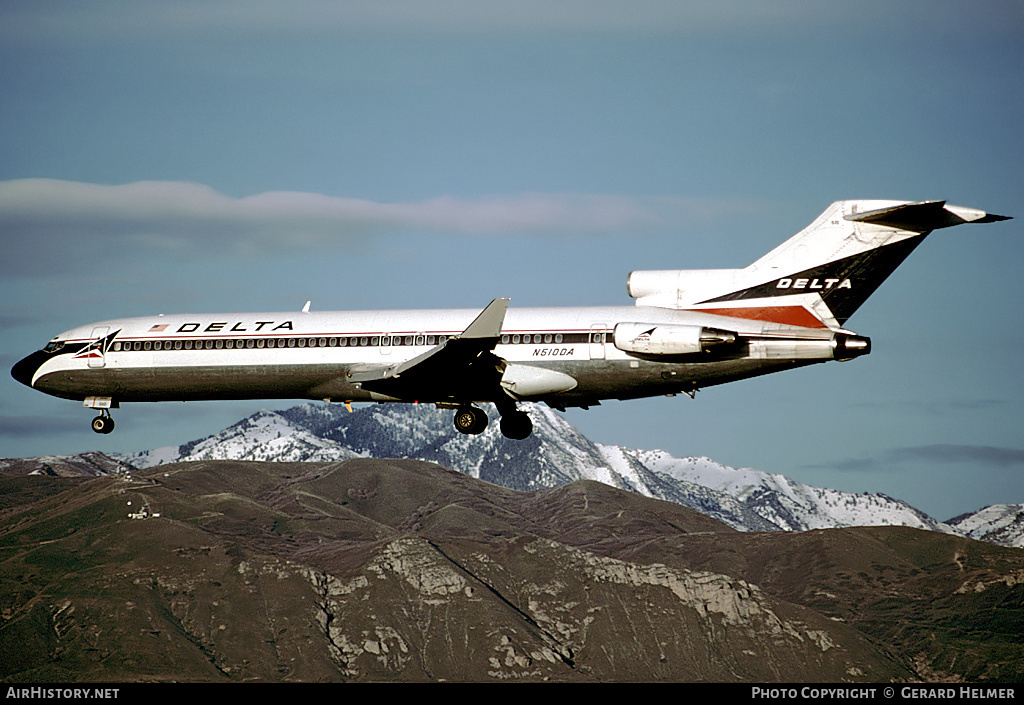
118,402,1006,541
2,458,1022,682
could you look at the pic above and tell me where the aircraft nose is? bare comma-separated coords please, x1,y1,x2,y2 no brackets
11,351,45,388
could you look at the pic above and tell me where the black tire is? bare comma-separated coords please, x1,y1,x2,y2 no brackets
499,412,533,440
453,406,487,435
91,415,114,434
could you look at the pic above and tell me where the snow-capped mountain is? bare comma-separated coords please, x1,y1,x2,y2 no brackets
948,505,1024,548
630,447,950,534
128,406,367,466
121,402,978,538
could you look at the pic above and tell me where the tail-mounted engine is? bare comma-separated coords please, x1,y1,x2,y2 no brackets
613,322,870,363
612,323,737,356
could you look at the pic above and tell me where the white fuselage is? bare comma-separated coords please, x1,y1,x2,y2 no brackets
20,304,842,408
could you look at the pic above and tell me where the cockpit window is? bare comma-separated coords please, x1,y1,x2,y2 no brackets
43,340,65,353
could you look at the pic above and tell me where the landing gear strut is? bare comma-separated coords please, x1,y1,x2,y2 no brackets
91,410,115,435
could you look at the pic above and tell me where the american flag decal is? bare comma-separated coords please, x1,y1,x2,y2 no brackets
149,324,168,332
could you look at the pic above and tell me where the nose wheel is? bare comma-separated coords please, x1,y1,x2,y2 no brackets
91,411,115,434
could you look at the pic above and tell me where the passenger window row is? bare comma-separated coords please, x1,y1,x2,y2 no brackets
501,333,592,344
108,332,597,352
110,336,450,351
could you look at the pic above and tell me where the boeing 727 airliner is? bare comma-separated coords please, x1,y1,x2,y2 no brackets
12,200,1009,438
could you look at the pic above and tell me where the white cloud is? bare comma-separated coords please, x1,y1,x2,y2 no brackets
0,179,731,275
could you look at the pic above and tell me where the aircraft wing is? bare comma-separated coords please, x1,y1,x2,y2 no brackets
347,298,510,402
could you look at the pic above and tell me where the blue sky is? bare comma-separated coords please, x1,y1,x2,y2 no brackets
1,1,1021,521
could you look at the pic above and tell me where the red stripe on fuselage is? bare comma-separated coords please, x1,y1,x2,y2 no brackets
690,306,827,329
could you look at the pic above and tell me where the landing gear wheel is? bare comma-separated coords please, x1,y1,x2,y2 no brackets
499,411,533,440
91,414,115,435
453,406,488,435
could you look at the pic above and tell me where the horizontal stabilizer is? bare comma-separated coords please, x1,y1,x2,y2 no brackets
845,201,1011,232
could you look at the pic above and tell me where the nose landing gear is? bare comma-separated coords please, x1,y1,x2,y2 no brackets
84,397,117,434
91,410,115,434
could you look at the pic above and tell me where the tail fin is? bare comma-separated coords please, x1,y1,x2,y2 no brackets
629,200,1010,329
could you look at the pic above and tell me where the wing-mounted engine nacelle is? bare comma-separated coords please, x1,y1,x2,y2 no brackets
613,323,738,357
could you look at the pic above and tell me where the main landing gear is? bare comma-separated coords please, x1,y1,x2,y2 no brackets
91,410,115,435
454,405,488,435
499,411,533,440
452,404,534,440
